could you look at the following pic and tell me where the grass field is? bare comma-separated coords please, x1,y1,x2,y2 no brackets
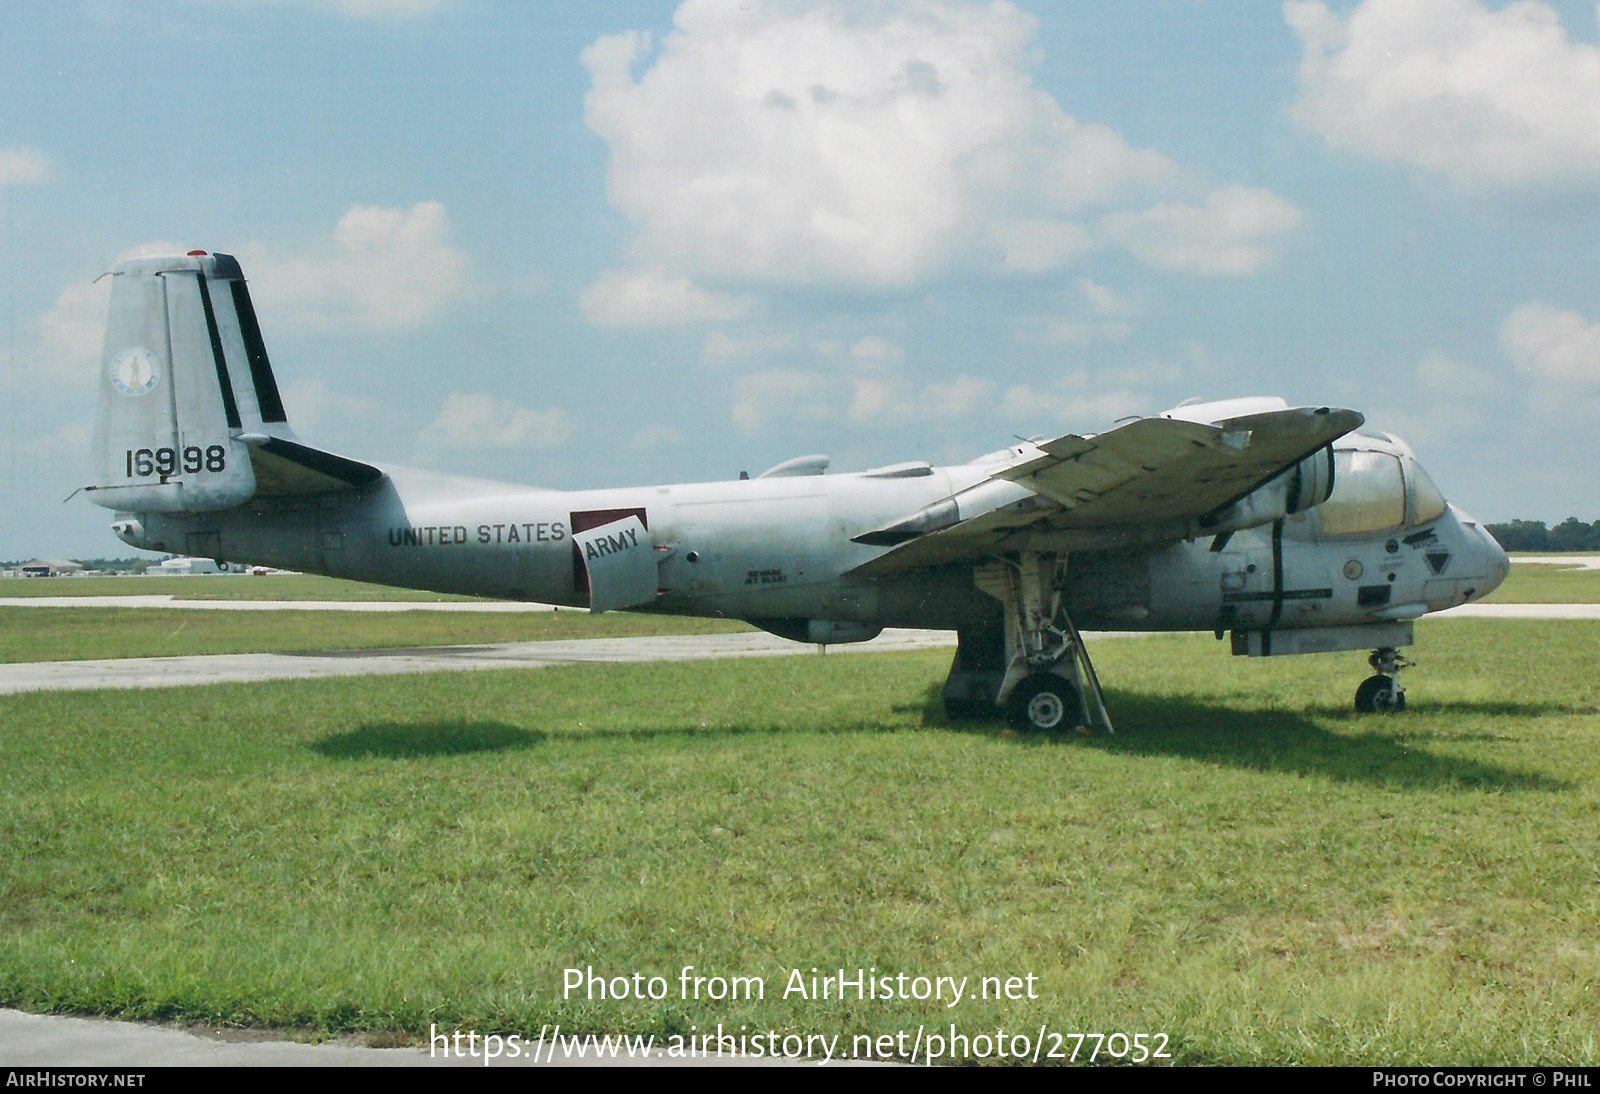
1485,562,1600,604
0,607,751,664
2,618,1596,1065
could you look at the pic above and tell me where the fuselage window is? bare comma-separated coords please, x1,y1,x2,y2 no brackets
1317,450,1406,537
1410,460,1448,525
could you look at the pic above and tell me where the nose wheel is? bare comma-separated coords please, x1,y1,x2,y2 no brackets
1354,646,1410,713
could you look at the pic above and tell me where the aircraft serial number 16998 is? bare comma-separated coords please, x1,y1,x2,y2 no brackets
83,252,1510,730
124,446,228,478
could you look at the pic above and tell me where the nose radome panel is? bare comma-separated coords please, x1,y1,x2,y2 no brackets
1452,508,1510,599
1483,525,1511,591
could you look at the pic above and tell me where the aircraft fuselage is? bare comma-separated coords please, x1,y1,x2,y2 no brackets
111,444,1508,641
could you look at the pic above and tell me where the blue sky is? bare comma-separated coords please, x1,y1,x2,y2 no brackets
3,0,1600,559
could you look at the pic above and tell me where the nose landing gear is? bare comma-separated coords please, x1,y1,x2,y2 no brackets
1355,646,1410,713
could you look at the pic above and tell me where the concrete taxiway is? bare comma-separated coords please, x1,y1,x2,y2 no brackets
0,603,1592,696
1510,555,1600,569
0,1008,814,1067
0,628,961,695
0,595,560,611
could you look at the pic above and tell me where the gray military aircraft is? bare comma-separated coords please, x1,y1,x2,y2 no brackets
82,252,1510,730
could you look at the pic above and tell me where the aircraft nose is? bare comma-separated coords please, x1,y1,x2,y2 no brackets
1457,509,1510,598
1484,527,1511,592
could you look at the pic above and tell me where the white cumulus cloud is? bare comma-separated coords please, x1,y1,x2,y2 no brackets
581,268,752,328
702,328,796,367
848,336,905,368
3,242,189,386
1287,0,1600,189
33,281,110,383
279,379,390,443
244,201,469,332
1099,186,1304,277
0,147,49,188
420,393,571,451
730,369,833,434
582,0,1292,294
1000,383,1145,429
1017,278,1144,347
849,373,992,423
1500,303,1600,384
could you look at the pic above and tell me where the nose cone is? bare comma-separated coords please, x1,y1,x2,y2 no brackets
1458,508,1510,598
1484,528,1511,593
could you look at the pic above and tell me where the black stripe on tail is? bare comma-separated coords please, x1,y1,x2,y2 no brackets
195,275,243,429
222,272,288,424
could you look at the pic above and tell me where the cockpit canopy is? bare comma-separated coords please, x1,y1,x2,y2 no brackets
1315,434,1448,537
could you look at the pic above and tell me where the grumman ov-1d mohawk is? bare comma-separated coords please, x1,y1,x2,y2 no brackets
84,252,1511,730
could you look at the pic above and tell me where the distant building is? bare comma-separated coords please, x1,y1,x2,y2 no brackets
19,559,85,577
152,557,224,575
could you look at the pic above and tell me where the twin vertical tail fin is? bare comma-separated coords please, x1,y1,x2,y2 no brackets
87,252,291,513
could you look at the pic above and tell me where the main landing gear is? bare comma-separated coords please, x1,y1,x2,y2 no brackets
1354,646,1410,713
941,553,1114,734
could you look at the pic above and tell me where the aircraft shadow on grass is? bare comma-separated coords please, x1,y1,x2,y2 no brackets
311,721,547,759
308,717,887,759
310,694,1566,792
912,685,1568,793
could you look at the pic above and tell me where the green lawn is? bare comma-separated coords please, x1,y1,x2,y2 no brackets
0,606,750,664
1486,562,1600,603
1,619,1596,1064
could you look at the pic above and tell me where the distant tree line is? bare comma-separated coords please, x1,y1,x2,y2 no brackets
1485,519,1600,552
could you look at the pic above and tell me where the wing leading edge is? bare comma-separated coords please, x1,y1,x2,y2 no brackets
850,404,1362,578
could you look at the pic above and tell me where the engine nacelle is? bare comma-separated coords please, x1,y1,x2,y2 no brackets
1201,445,1336,534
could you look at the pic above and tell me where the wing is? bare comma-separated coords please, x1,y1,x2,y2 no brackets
850,405,1362,577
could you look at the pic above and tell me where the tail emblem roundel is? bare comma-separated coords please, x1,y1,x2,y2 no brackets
111,347,160,397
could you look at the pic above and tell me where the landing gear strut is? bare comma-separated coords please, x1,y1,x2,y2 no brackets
962,553,1113,734
1354,646,1410,713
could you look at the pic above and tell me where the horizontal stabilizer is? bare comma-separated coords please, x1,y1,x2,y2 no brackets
243,435,385,496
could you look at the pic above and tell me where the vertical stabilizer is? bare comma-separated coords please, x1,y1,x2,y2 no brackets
88,253,272,512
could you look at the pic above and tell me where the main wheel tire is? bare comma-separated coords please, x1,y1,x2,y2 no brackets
1354,674,1406,714
1007,674,1083,733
